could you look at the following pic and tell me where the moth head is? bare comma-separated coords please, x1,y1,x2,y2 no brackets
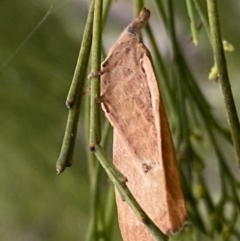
127,8,151,34
137,8,151,25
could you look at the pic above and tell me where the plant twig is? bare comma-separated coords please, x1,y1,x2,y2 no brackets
89,0,102,148
186,0,198,45
206,0,240,167
85,159,100,241
192,0,211,40
56,0,94,174
153,0,167,25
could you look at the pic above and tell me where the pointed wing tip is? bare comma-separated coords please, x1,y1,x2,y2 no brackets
166,216,188,234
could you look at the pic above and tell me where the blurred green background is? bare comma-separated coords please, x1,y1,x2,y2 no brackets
1,0,240,240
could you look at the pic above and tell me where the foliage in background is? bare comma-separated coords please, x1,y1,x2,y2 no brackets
1,0,240,241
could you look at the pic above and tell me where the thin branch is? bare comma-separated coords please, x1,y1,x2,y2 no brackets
56,0,94,174
89,0,102,148
206,0,240,167
186,0,198,45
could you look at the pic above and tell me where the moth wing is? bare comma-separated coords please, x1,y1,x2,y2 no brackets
101,44,186,237
114,132,157,241
101,43,162,164
141,53,187,231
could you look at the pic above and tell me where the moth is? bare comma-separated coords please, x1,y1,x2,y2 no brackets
99,8,187,240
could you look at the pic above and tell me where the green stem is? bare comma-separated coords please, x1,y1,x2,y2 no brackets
103,185,115,241
181,173,207,233
66,0,94,108
56,0,94,174
192,0,211,40
153,0,167,25
84,66,95,185
186,0,198,45
134,0,143,16
166,0,192,155
85,160,101,241
182,59,232,143
102,0,112,29
207,0,240,167
85,110,112,241
89,0,102,149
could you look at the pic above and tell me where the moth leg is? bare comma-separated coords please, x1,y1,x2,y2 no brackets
88,70,104,79
81,86,91,95
88,71,100,79
101,102,110,113
96,95,110,113
95,96,103,104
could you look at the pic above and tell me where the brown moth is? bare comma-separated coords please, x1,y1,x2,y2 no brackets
100,8,187,240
